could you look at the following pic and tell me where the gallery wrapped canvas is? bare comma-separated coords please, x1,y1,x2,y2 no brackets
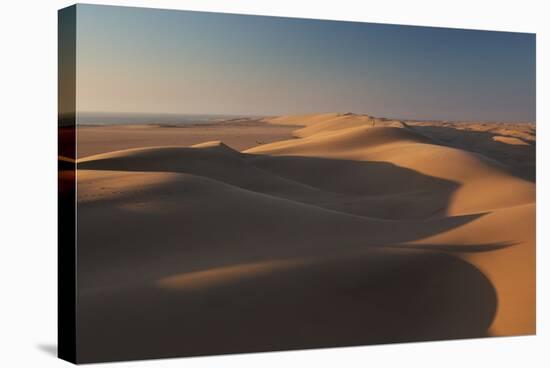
58,4,536,364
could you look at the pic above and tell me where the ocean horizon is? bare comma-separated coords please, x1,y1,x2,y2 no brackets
77,112,258,125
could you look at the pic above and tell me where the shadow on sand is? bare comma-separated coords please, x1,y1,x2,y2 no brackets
408,124,535,182
74,148,504,363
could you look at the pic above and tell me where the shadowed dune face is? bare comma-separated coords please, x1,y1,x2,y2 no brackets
245,155,458,216
245,125,535,215
78,145,460,220
157,258,309,290
78,250,496,363
76,170,485,291
405,123,535,182
74,114,535,363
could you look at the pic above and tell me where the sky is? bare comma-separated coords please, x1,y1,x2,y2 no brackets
75,4,536,122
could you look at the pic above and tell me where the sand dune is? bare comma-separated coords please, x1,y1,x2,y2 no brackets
76,119,297,158
404,121,535,181
246,124,534,214
247,125,431,156
492,135,529,145
75,113,535,362
263,112,404,138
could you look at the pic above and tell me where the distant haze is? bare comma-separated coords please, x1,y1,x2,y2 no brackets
76,4,536,122
76,112,252,125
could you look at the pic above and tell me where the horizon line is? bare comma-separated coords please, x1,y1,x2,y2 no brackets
75,110,536,124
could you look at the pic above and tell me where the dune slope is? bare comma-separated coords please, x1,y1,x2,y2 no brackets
75,113,535,362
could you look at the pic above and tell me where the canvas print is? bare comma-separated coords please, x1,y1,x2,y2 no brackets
58,4,536,364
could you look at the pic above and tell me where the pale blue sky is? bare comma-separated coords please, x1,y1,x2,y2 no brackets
76,4,536,122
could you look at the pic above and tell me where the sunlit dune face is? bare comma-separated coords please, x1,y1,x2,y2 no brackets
157,259,308,291
77,170,178,203
491,135,530,146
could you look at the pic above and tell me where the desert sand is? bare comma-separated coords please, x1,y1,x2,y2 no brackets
76,118,299,157
70,113,535,362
